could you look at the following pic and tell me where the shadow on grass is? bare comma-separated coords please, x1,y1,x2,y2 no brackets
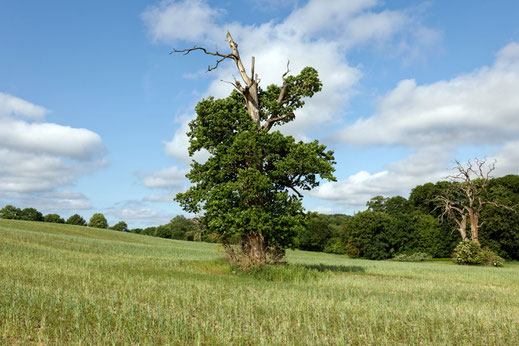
188,258,367,283
298,263,366,273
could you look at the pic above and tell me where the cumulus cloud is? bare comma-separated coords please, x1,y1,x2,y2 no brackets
311,149,452,207
0,93,105,210
147,0,438,164
0,92,49,120
141,0,223,44
142,166,187,188
340,42,519,148
163,117,210,164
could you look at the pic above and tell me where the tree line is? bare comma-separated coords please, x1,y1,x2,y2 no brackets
295,174,519,261
0,205,199,242
2,174,517,260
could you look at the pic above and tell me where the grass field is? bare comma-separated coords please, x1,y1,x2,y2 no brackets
1,219,518,345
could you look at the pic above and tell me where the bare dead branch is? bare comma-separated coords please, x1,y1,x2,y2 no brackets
170,46,236,72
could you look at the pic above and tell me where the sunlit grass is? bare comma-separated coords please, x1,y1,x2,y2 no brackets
1,219,518,344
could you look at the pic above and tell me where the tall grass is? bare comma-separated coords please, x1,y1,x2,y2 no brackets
1,219,518,344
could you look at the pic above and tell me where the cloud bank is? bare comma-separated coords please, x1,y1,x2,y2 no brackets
0,92,105,210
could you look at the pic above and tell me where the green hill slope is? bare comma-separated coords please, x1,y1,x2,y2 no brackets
1,218,518,344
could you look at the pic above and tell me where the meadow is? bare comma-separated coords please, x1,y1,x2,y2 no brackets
1,219,518,345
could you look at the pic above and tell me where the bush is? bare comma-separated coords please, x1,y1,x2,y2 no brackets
480,248,505,267
454,240,484,265
454,240,506,267
391,252,432,262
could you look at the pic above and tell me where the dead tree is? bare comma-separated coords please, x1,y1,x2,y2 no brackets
171,32,296,131
434,159,515,244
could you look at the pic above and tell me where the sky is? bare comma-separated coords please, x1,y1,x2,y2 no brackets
1,0,519,228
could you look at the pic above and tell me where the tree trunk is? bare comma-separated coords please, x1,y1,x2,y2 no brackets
469,211,480,244
242,232,266,265
458,214,468,240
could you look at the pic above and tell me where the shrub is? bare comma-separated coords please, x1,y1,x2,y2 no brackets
391,252,432,262
453,240,483,265
480,248,505,267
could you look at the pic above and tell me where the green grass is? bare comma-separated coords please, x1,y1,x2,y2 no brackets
1,219,518,345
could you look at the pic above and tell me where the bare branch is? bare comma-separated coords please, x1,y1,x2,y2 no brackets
170,46,236,72
277,61,291,105
288,186,303,198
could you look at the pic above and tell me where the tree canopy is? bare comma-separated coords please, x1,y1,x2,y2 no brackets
88,213,108,229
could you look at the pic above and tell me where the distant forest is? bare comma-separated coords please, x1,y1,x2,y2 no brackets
2,175,518,260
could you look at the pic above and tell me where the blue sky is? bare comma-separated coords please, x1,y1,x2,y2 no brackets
1,0,519,228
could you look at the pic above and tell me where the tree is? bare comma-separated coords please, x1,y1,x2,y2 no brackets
66,214,87,226
20,208,44,221
44,213,65,223
0,205,22,219
109,221,128,232
88,213,108,229
434,159,516,244
174,33,336,266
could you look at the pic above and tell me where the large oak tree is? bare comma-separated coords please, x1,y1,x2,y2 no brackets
174,33,336,266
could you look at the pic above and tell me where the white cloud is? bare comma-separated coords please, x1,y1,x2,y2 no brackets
0,92,49,120
340,42,519,148
144,0,439,139
0,93,105,210
141,0,223,44
163,117,210,164
0,118,103,161
311,149,452,207
142,166,187,188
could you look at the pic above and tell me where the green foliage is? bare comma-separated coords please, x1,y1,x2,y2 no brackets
480,248,505,267
342,211,393,260
66,214,87,226
176,68,335,265
367,195,409,215
44,214,65,223
0,205,22,219
296,213,331,252
453,240,505,267
391,252,432,262
20,208,44,222
454,240,484,265
109,221,128,232
88,213,108,229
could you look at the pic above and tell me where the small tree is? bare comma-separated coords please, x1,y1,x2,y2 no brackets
0,205,22,219
109,221,128,232
173,33,336,266
20,208,44,222
434,159,516,244
88,213,108,229
66,214,87,226
44,213,65,223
